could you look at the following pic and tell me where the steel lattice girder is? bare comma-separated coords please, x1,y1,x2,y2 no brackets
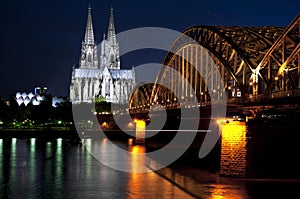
129,14,300,109
129,83,154,109
161,26,284,94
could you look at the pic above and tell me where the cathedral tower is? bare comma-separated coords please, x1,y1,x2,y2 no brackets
100,7,120,70
70,6,101,103
79,6,99,69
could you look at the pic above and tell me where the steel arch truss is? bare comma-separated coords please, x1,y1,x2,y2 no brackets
257,13,300,97
128,13,300,111
129,83,155,112
150,14,300,107
150,25,286,105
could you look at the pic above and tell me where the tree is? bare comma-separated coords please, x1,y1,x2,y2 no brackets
93,96,106,103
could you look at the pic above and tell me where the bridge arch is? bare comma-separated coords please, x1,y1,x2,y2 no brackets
129,83,155,111
129,13,300,111
149,25,284,106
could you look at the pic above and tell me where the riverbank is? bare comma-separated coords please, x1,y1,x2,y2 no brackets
0,129,80,139
0,128,136,141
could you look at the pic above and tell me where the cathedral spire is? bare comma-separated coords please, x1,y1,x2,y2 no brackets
79,5,98,69
107,7,116,43
84,5,95,45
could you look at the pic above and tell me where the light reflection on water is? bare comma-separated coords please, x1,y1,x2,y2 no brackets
1,129,299,199
0,138,193,199
84,138,152,173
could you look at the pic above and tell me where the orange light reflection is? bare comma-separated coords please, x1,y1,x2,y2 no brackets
220,121,247,177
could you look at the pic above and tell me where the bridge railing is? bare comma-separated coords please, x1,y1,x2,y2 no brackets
227,97,246,104
129,89,300,113
226,89,300,104
268,89,300,99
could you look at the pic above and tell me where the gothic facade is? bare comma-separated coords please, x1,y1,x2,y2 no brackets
69,7,135,104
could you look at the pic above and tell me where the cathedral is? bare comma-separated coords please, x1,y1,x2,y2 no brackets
69,6,135,104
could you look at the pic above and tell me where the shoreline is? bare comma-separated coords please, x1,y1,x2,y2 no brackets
0,128,137,140
0,128,80,139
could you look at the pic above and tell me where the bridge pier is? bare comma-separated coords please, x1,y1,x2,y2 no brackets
219,121,247,178
134,119,146,144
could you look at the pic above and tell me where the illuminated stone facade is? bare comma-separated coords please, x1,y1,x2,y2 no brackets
220,121,247,177
69,7,135,104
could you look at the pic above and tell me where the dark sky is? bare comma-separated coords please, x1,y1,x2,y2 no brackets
0,0,299,98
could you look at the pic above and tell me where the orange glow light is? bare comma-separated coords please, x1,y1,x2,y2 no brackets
135,120,146,144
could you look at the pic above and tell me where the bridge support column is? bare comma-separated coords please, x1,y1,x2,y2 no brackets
135,120,146,144
220,121,247,177
252,70,258,99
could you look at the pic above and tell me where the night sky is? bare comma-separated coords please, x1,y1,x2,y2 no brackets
0,0,299,98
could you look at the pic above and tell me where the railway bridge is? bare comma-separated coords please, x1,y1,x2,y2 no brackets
129,13,300,116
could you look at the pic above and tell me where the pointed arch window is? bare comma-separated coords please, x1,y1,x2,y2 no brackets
106,80,110,97
110,54,115,64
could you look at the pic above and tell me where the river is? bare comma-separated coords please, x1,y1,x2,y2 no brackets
1,121,300,198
